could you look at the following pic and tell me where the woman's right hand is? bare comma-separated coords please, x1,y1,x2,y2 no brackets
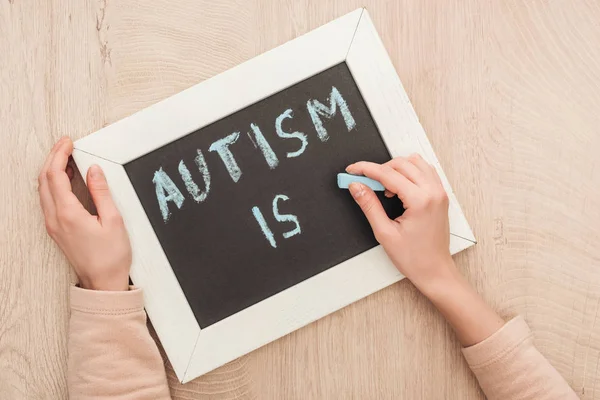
345,154,457,295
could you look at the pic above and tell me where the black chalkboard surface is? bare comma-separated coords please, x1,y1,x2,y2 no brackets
125,62,403,328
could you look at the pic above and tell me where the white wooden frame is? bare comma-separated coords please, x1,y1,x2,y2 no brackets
73,8,476,383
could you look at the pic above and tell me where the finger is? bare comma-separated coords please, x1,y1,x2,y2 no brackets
348,183,393,238
66,156,76,181
428,163,444,186
385,157,426,185
346,161,418,203
39,137,66,183
407,153,431,173
38,138,68,228
38,179,56,225
87,165,121,225
384,189,395,198
408,153,445,188
47,138,79,207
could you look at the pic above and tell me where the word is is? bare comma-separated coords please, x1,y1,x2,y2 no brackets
252,194,301,248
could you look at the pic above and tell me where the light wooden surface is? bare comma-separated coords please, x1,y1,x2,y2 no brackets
1,0,599,398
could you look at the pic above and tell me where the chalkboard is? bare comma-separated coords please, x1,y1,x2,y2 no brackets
125,62,404,328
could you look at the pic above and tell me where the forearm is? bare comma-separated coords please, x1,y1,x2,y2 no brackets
417,261,578,400
417,262,504,346
68,286,171,400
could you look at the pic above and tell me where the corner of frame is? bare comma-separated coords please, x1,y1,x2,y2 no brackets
343,8,367,61
178,331,201,384
72,148,123,183
449,233,477,255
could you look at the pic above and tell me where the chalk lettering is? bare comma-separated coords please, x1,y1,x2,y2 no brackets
252,206,277,248
307,86,356,141
153,167,185,223
249,123,279,169
209,132,242,182
272,194,301,239
178,149,211,203
150,86,360,222
275,109,308,158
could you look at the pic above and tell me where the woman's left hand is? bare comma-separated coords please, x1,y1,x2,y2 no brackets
38,137,132,291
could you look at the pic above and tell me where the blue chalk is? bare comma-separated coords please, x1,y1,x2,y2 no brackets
337,173,385,191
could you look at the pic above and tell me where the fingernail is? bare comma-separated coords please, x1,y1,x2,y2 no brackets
89,164,103,179
349,183,365,199
346,164,356,173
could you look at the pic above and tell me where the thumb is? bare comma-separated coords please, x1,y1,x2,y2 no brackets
348,183,392,238
87,164,120,223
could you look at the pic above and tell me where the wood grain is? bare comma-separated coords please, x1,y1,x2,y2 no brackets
1,0,599,399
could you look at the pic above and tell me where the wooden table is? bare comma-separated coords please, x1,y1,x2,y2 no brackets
1,1,599,398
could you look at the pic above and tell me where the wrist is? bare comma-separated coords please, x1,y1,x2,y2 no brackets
413,261,505,347
412,258,464,301
79,274,130,291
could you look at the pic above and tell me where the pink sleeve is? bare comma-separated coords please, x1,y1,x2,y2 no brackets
462,316,579,400
68,286,171,400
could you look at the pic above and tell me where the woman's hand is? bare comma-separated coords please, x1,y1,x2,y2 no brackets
346,154,455,295
347,154,505,346
38,137,132,291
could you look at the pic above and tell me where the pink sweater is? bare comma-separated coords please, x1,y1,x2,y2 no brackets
68,286,579,400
